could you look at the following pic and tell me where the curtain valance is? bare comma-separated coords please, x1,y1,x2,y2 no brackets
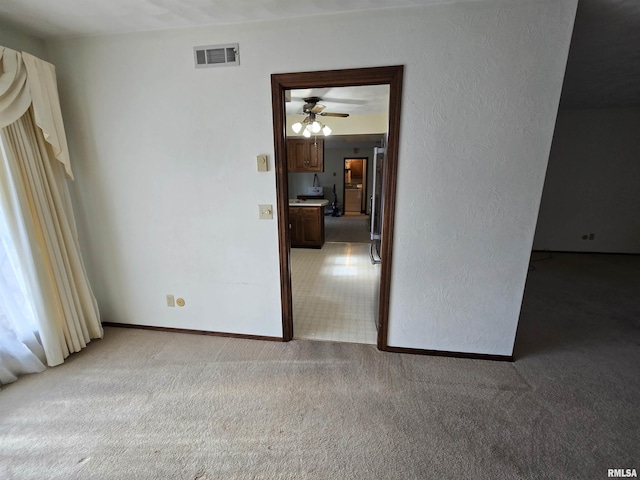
0,46,73,179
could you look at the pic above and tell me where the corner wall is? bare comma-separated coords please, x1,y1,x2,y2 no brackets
0,19,47,59
533,107,640,253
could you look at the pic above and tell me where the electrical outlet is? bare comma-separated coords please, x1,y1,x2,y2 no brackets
589,233,595,240
176,298,185,307
166,294,175,307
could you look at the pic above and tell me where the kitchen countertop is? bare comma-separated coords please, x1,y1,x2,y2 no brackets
289,199,329,207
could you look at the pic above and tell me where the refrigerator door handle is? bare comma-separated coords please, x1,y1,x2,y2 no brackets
369,194,380,240
369,242,382,265
370,193,377,239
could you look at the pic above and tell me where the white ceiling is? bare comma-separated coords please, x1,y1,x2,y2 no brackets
0,0,639,108
286,86,390,116
0,0,491,38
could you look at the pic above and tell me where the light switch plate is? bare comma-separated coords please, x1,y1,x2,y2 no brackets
259,204,273,219
257,155,268,172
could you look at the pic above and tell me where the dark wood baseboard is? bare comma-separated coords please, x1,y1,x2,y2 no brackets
381,345,514,362
102,323,512,360
101,322,284,342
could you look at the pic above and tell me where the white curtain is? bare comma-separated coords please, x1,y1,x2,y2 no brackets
0,191,47,384
0,46,102,385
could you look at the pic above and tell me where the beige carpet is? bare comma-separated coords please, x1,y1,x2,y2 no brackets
1,253,639,479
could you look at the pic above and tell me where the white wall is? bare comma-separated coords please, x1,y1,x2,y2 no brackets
46,0,576,355
0,19,47,59
533,107,640,253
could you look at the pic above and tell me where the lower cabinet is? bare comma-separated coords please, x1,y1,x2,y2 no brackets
290,206,324,248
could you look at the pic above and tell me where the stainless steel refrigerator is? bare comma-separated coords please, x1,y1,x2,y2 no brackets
369,145,385,330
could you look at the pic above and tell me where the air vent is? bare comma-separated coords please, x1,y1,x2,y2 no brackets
194,43,239,68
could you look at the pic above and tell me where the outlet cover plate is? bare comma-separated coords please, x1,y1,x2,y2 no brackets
257,155,268,172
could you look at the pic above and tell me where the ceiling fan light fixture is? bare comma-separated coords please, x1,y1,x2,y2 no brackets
290,97,348,137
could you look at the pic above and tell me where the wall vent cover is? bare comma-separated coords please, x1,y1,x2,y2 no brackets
194,44,239,68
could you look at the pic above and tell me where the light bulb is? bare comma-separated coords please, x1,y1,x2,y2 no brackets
303,128,311,138
292,122,302,133
322,125,332,136
311,121,322,133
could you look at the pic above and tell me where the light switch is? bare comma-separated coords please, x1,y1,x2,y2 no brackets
259,204,273,219
257,155,268,172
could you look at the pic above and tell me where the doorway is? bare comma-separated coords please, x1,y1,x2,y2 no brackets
343,158,367,215
270,65,403,350
289,135,380,345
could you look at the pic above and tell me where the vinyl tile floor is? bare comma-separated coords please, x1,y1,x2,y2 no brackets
291,242,378,345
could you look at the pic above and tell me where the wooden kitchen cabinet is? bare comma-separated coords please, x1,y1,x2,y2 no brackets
287,138,324,172
289,206,325,248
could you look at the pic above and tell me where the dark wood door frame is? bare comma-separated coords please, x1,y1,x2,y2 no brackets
270,65,403,350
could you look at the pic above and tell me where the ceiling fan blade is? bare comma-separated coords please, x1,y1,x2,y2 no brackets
319,112,349,118
310,104,326,114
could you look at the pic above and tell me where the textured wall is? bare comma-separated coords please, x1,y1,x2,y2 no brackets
534,107,640,254
384,1,577,354
46,0,576,354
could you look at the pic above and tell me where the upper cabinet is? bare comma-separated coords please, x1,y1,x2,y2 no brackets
287,138,324,172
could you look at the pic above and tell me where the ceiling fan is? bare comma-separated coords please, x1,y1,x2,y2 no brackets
301,97,350,118
292,97,349,137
